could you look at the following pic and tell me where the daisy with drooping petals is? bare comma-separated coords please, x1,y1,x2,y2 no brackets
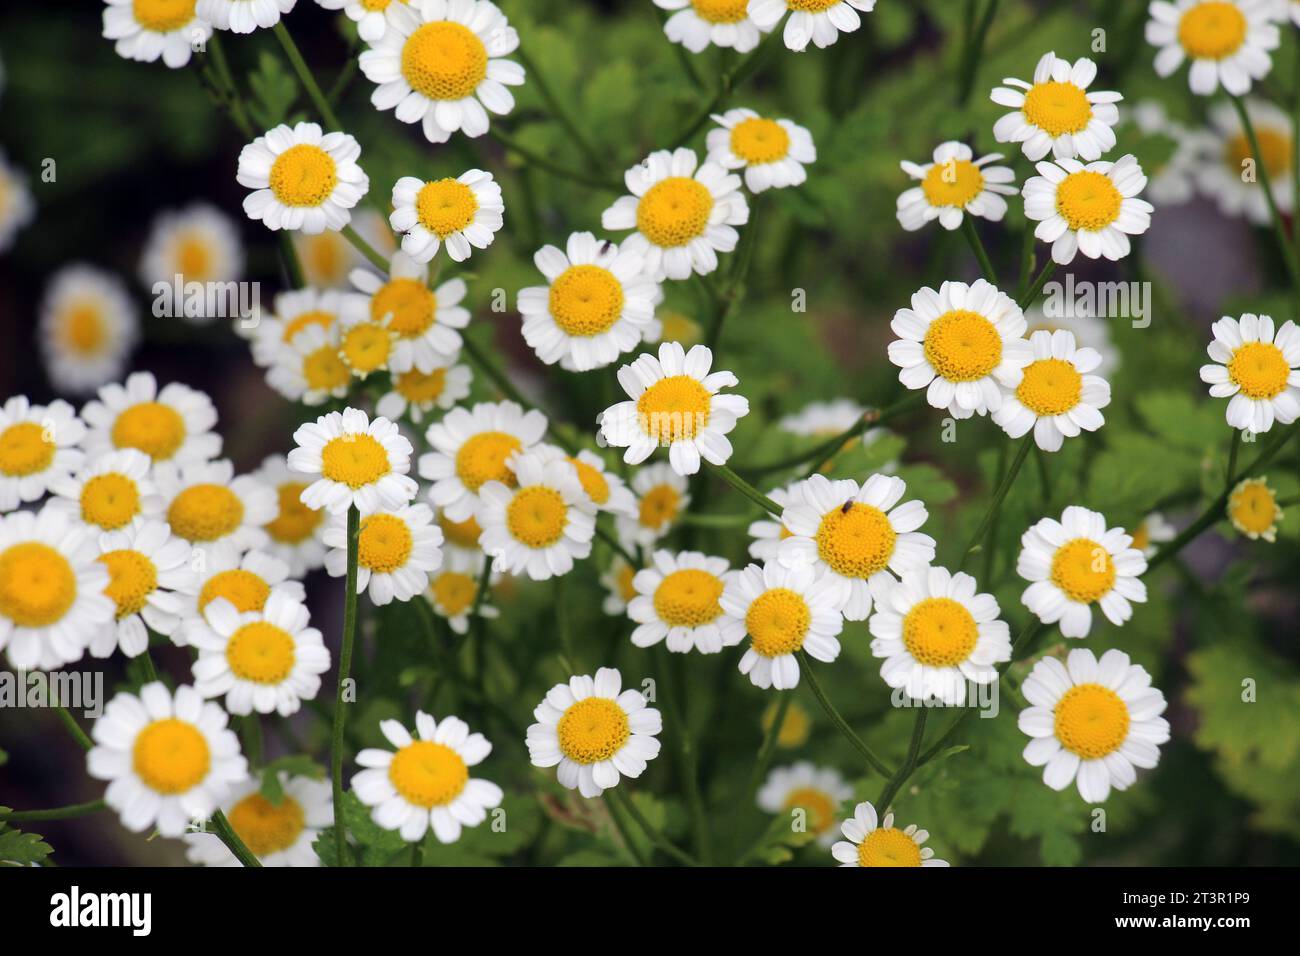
252,455,327,576
747,482,796,562
654,0,769,53
48,449,163,534
477,450,595,580
602,148,749,281
616,463,691,548
248,287,367,367
315,0,406,42
721,561,843,689
757,763,853,847
377,359,473,425
991,52,1121,161
992,329,1111,452
749,0,876,52
1019,505,1148,639
706,108,816,193
600,341,750,476
87,681,248,837
532,445,637,518
81,371,220,467
292,208,396,289
897,142,1016,232
425,550,497,634
0,503,114,670
350,251,470,371
176,546,307,646
265,323,352,405
95,519,196,658
888,279,1031,420
419,400,548,522
868,566,1011,705
39,265,140,396
527,667,662,798
389,170,503,263
1194,99,1293,224
1200,314,1299,433
0,149,35,253
154,458,275,551
1128,512,1176,558
352,711,503,842
140,204,245,323
324,502,444,604
1227,476,1283,541
777,473,936,621
198,0,296,33
1022,154,1154,265
627,549,743,653
289,408,418,515
599,556,640,616
191,589,330,716
831,801,948,867
1020,648,1170,803
102,0,212,68
238,122,370,234
1146,0,1279,96
0,396,85,513
184,772,332,867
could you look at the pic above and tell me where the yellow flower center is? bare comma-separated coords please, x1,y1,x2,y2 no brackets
80,473,142,530
549,265,625,337
636,375,712,441
394,367,448,404
0,542,77,628
1228,479,1280,535
132,0,195,32
781,787,837,835
99,549,157,619
402,21,488,101
902,597,978,667
454,431,521,492
340,322,393,375
415,179,479,239
762,699,811,748
615,563,637,602
660,311,702,345
226,621,297,685
358,513,413,573
302,344,350,393
321,433,391,489
372,278,436,338
923,309,1004,382
568,457,611,505
432,570,477,616
857,827,923,867
1022,81,1093,137
60,303,107,355
175,233,213,281
653,568,724,627
815,503,896,579
268,144,338,209
388,740,469,807
921,158,986,207
1227,127,1291,180
132,718,210,795
638,484,681,529
1049,537,1116,603
729,118,791,164
1129,522,1150,553
690,0,750,23
1055,170,1123,232
167,484,245,542
1053,683,1130,760
745,587,811,657
557,697,630,764
1178,0,1247,59
0,422,55,477
199,569,271,615
111,402,186,461
226,793,305,857
1227,340,1289,400
300,234,346,285
1016,358,1083,416
506,486,568,548
636,177,714,248
266,481,323,545
360,0,399,10
282,309,336,343
439,512,482,548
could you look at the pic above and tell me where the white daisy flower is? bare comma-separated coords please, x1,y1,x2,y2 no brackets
389,170,504,263
897,141,1017,231
1200,313,1300,433
1146,0,1279,96
246,287,357,367
1018,505,1148,639
184,772,332,866
599,556,640,616
868,565,1011,705
0,503,114,670
95,519,196,658
627,549,742,653
749,0,877,53
1227,476,1283,541
154,458,276,551
87,681,248,836
602,148,749,281
0,149,35,253
654,0,770,53
359,0,525,144
289,407,419,515
253,454,328,576
315,0,408,42
1129,511,1176,558
350,251,471,372
436,507,484,559
191,588,330,715
237,121,370,234
1022,154,1154,265
139,203,245,323
1022,301,1120,377
706,108,816,193
39,265,140,396
1019,648,1170,803
532,445,637,518
102,0,212,68
198,0,296,33
518,232,661,372
777,473,936,621
419,400,548,522
721,560,843,689
265,323,352,405
376,359,473,425
992,329,1112,452
477,450,595,581
615,462,691,548
47,448,163,534
887,279,1032,420
830,800,949,867
757,762,853,847
81,371,220,467
352,711,503,842
526,666,662,798
176,545,307,646
323,502,443,604
425,549,497,634
746,482,795,562
1127,100,1205,207
990,52,1121,161
0,396,85,514
1195,99,1293,224
292,208,396,289
600,341,750,476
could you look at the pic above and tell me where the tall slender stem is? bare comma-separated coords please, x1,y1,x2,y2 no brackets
1016,259,1057,309
706,462,782,515
272,21,343,131
798,652,894,778
606,787,697,866
603,792,651,866
1230,94,1300,289
959,435,1033,570
56,707,93,751
0,799,106,823
960,216,997,283
487,128,623,191
341,224,389,272
746,691,790,798
331,505,360,865
211,809,263,868
669,23,784,148
876,709,929,810
513,45,602,159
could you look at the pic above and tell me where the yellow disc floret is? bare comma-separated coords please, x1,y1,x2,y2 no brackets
0,542,77,627
638,484,681,529
226,792,305,858
401,21,488,100
454,431,521,491
568,457,610,506
372,278,436,338
1016,358,1083,416
653,568,724,627
636,375,712,441
857,826,923,867
1227,127,1292,180
439,512,482,548
1049,538,1116,603
1228,477,1281,538
99,549,157,619
321,433,390,489
282,309,336,343
729,118,791,165
1055,171,1122,232
303,344,350,393
556,697,630,764
415,178,479,238
923,309,1003,382
636,177,714,248
921,159,986,208
268,144,338,208
133,0,196,33
506,486,568,548
111,402,186,461
358,513,413,573
745,587,811,657
80,473,142,530
690,0,749,23
549,265,625,337
132,718,210,795
782,787,837,834
266,480,323,545
339,322,393,376
1227,341,1289,400
388,740,469,807
225,621,296,685
0,422,55,477
1053,683,1130,759
902,597,978,667
199,569,271,615
167,484,244,542
432,571,477,616
1022,81,1093,137
1177,1,1247,60
815,503,897,579
60,304,107,356
394,367,448,405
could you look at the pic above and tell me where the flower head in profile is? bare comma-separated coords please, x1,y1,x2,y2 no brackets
706,108,816,193
749,0,877,53
992,329,1111,452
238,122,370,234
253,454,328,576
1145,0,1279,96
390,170,503,263
897,142,1016,231
425,550,497,634
1128,512,1176,558
289,407,418,515
1199,314,1299,434
830,800,948,867
990,52,1121,161
1022,154,1153,265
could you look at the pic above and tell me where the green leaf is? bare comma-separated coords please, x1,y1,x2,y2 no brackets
247,51,299,130
0,821,53,867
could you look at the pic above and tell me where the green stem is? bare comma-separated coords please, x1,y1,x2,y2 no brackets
56,707,93,751
875,709,928,810
955,0,1000,108
669,23,785,148
513,45,602,159
706,462,783,515
746,690,789,798
981,438,1010,584
487,128,623,191
606,787,697,866
208,33,252,136
0,799,107,823
341,224,389,272
1016,220,1037,298
960,216,997,283
603,792,651,866
272,20,343,131
242,715,263,768
1230,94,1300,290
459,336,576,453
797,652,894,778
1016,259,1057,309
958,435,1033,570
1226,428,1242,486
662,650,711,864
278,232,306,287
594,520,638,567
707,194,764,352
331,505,360,866
211,809,263,868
